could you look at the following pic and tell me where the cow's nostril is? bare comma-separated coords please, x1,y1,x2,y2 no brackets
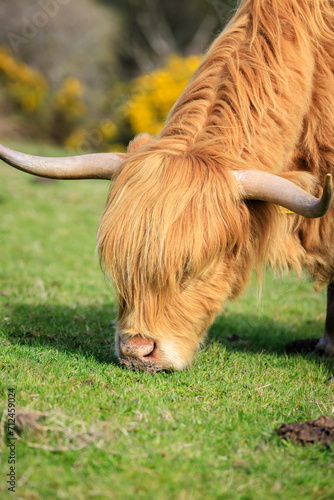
143,342,156,358
119,335,155,359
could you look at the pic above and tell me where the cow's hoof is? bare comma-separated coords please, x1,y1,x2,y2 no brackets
285,338,320,355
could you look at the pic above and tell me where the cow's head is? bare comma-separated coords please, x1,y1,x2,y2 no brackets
0,140,332,370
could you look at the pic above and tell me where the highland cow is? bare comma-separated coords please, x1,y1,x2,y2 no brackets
1,0,334,370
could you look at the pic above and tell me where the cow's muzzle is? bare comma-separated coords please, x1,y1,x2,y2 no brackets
118,334,166,373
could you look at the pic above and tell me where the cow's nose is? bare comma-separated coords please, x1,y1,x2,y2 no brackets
119,335,155,359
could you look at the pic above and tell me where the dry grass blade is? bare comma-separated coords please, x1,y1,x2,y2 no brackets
1,409,101,452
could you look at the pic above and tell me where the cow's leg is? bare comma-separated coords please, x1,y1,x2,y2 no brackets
315,282,334,356
285,283,334,356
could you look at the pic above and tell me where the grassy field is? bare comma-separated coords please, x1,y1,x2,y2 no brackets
0,141,333,500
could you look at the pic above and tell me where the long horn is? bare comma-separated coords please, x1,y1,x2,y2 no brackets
0,143,125,180
234,170,333,218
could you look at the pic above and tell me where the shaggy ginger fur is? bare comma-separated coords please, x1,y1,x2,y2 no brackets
98,0,334,369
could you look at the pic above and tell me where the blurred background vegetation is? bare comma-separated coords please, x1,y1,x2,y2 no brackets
0,0,237,152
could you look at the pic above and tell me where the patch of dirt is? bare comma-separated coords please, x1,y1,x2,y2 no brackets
285,338,320,354
275,416,334,449
119,357,164,374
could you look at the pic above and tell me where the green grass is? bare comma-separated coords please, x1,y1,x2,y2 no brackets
0,141,333,500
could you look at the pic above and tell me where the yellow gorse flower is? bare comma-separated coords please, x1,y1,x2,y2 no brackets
65,120,117,152
127,54,202,135
100,120,117,139
65,127,87,151
0,46,48,112
53,77,86,118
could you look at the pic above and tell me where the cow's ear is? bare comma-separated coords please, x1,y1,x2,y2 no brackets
127,133,152,153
